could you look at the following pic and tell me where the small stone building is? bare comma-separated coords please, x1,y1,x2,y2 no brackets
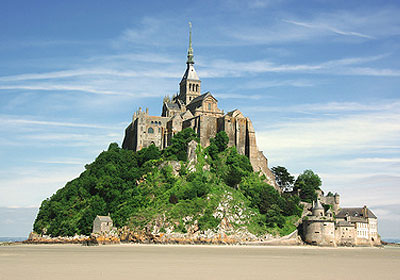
336,206,380,246
92,215,113,234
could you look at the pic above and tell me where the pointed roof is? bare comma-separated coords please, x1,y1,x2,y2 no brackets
181,22,200,82
181,63,199,81
313,199,324,210
187,22,194,65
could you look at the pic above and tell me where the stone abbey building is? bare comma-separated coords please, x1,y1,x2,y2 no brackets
122,25,276,187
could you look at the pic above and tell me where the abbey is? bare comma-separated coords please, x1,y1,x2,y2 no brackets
122,25,276,187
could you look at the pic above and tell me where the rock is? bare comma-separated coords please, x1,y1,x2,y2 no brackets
187,140,198,171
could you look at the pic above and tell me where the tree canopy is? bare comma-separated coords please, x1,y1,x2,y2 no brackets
294,169,322,203
271,166,295,192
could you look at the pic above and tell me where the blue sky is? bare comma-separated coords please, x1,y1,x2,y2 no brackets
1,0,399,239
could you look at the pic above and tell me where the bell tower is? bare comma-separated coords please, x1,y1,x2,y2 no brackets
178,22,201,105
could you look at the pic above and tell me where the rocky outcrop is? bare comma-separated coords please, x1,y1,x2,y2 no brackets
25,232,120,245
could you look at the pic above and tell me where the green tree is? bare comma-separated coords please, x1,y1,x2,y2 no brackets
163,128,198,161
206,131,229,160
271,166,295,192
294,170,321,203
225,147,253,187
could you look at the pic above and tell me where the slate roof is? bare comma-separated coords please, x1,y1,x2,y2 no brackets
189,92,216,104
96,215,112,222
165,102,180,110
313,199,324,210
181,63,199,81
226,109,244,118
336,207,377,219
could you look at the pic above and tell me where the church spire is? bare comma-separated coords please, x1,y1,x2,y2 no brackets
187,22,194,64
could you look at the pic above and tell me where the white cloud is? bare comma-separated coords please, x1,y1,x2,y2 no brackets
283,19,375,39
0,116,117,129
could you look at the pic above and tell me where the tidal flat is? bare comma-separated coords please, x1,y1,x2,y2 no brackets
1,244,399,280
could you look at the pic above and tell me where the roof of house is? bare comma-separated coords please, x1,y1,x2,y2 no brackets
96,215,112,222
226,109,244,118
165,102,180,110
336,207,377,219
189,92,216,104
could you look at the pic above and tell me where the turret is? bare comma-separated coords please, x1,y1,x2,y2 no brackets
312,199,325,217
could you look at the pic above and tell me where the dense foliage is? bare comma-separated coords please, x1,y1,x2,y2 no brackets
294,169,322,203
271,166,295,192
34,129,303,237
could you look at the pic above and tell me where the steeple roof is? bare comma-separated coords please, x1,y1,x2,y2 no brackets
313,199,324,210
181,22,200,82
181,63,199,81
187,22,194,65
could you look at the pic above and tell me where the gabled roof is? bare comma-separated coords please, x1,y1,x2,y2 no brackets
226,109,244,118
336,207,377,219
180,110,193,120
96,215,112,222
189,92,217,104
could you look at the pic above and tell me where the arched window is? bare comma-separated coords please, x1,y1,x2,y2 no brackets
148,127,154,134
196,84,199,92
189,84,192,91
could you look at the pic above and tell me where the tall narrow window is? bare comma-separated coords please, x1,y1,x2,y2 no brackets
196,84,199,92
208,103,211,110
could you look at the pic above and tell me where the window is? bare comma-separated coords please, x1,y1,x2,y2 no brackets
148,127,154,133
158,128,161,133
208,103,211,110
196,84,199,92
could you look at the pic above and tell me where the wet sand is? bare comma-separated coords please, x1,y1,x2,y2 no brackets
1,244,399,280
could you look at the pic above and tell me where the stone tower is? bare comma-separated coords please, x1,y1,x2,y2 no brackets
178,22,201,105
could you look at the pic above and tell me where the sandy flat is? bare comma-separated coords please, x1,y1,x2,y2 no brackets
1,244,399,280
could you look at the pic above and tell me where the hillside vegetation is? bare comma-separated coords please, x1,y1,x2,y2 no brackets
33,128,303,237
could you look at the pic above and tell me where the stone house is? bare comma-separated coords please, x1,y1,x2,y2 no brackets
122,25,276,188
336,206,379,246
92,215,113,234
